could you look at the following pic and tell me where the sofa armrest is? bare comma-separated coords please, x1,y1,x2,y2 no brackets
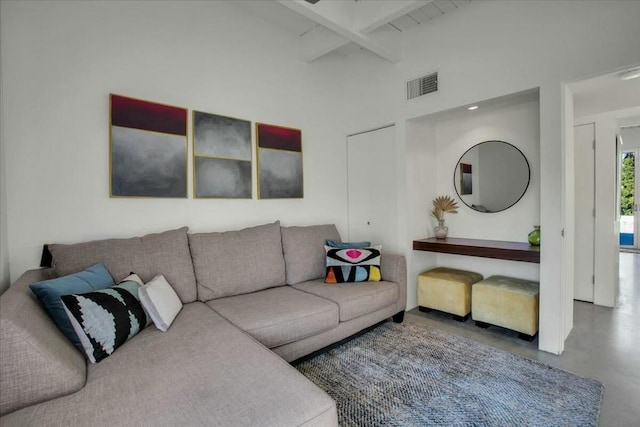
1,268,86,416
9,268,56,289
380,254,407,313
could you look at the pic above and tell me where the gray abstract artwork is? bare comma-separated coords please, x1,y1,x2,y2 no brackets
195,157,252,198
193,112,251,160
258,149,303,198
193,111,252,198
111,126,187,197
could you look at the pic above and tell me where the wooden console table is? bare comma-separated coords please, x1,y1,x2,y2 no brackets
413,237,540,263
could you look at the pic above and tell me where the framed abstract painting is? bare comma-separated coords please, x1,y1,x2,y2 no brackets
256,123,303,199
460,163,472,195
192,111,252,198
110,94,188,198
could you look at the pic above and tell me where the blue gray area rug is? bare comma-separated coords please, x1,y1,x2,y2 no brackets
296,321,603,426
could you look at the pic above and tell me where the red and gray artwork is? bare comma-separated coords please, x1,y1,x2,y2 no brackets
256,123,303,199
110,94,187,198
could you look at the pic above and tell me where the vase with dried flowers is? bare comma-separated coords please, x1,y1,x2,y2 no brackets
431,195,459,239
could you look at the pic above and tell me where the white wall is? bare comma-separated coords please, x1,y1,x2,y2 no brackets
621,126,640,149
409,97,541,287
575,106,640,307
405,119,438,309
434,99,540,243
0,1,356,281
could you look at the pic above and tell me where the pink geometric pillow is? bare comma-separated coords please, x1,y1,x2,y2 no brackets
324,245,381,284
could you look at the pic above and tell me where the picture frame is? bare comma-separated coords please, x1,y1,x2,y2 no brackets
460,162,472,195
256,123,303,199
192,111,252,199
110,94,188,198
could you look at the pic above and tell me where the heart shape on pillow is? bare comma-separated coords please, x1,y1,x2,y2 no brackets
345,249,362,259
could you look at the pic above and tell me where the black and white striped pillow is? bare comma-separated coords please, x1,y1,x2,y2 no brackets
61,274,149,363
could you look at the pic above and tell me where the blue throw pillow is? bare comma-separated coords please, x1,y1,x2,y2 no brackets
30,263,115,350
326,240,372,249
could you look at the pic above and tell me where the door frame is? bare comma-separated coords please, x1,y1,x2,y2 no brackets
619,148,640,249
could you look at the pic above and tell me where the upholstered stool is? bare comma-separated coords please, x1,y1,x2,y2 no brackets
417,267,483,322
472,275,539,341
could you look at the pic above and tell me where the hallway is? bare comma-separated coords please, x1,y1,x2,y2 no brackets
409,252,640,426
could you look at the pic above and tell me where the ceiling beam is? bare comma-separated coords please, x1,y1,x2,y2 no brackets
300,25,353,63
356,0,432,34
277,0,401,63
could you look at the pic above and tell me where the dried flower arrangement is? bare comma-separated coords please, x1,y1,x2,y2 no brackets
431,195,459,221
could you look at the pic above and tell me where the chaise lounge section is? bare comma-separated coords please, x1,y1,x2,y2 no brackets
0,222,406,425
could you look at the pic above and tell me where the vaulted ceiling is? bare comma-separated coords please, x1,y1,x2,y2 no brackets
231,0,471,62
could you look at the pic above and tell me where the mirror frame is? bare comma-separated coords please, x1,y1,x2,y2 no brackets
453,140,531,213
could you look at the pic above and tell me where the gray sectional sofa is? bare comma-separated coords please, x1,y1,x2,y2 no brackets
0,222,407,426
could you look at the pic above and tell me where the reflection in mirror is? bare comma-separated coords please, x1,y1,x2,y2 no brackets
454,141,530,213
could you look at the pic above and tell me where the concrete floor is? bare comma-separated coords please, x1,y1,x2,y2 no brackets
407,252,639,426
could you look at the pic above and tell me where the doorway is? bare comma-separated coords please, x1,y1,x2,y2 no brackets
619,150,637,248
346,125,398,253
619,126,640,251
568,66,640,308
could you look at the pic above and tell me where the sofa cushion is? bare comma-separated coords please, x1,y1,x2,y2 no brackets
293,279,398,322
0,303,338,427
189,221,286,301
1,269,87,416
29,263,115,350
206,286,339,348
281,224,341,285
48,227,197,303
61,279,148,363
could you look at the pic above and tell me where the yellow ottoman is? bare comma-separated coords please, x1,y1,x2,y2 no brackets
417,267,483,322
472,275,539,341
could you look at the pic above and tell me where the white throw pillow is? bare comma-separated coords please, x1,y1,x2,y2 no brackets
139,275,183,332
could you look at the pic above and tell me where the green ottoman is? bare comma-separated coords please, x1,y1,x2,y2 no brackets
417,267,483,322
472,275,539,341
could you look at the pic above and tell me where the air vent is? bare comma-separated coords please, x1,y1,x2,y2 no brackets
406,72,438,100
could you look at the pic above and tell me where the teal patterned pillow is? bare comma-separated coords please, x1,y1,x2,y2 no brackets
60,275,149,363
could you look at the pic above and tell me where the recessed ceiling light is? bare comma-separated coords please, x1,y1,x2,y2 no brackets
619,68,640,81
468,105,479,111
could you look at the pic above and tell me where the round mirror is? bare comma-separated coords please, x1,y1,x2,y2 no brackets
454,141,530,213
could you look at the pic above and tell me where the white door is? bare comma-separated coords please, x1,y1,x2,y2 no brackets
347,125,398,253
574,123,595,302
